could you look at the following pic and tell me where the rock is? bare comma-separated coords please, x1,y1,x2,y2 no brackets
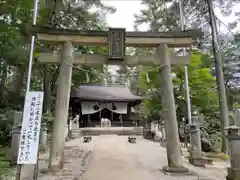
83,136,92,143
201,138,212,152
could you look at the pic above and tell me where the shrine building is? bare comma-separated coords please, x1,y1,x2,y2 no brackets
70,84,142,127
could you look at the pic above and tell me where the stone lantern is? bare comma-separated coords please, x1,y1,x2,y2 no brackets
234,109,240,127
189,110,208,167
39,123,48,152
226,126,240,180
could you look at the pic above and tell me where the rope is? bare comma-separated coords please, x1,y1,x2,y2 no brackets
64,62,164,78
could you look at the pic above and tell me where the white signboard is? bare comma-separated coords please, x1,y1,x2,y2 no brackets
17,91,44,164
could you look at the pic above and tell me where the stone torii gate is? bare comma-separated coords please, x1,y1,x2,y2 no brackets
23,25,202,172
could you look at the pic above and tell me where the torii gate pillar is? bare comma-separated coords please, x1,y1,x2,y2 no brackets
48,41,73,171
159,44,188,173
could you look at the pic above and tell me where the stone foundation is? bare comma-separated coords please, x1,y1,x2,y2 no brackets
226,167,240,180
79,127,143,136
162,165,189,174
189,157,210,167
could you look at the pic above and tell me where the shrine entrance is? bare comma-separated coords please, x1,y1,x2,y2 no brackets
24,25,202,171
80,109,121,127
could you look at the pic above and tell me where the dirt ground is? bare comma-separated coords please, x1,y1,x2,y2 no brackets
82,135,226,180
82,135,153,180
9,135,228,180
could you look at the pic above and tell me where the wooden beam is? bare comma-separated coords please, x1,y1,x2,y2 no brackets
23,25,203,47
38,53,190,66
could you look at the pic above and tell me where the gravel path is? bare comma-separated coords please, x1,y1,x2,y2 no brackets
127,137,227,180
8,135,227,180
37,137,97,180
82,136,227,180
82,135,153,180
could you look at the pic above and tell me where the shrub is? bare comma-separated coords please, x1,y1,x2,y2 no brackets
0,118,12,147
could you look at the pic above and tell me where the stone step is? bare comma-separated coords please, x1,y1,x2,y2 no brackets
72,127,143,136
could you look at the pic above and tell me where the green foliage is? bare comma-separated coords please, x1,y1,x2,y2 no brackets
138,50,221,145
204,151,229,161
188,52,219,113
0,0,115,111
0,146,12,178
233,103,240,109
139,52,219,122
0,117,12,146
133,0,239,151
134,0,177,31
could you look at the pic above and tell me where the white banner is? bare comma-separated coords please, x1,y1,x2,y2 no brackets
81,102,103,115
81,102,128,115
106,102,128,114
17,91,44,164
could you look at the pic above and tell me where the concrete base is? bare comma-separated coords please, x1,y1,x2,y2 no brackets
189,157,209,167
226,167,240,180
162,165,189,174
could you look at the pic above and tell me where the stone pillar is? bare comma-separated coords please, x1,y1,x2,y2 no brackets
120,114,123,127
10,125,22,166
158,44,188,173
190,111,202,156
189,111,209,167
13,111,23,127
226,126,240,180
65,124,69,141
48,41,73,171
9,111,23,165
39,125,48,152
6,110,22,127
160,122,166,145
234,109,240,127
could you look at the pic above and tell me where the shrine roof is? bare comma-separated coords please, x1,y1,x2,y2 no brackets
70,85,142,102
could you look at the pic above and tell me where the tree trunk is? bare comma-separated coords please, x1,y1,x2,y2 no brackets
10,67,25,105
206,0,229,153
0,64,7,107
43,65,51,114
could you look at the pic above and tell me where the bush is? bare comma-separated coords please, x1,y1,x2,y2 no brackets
204,151,229,161
0,118,12,147
42,115,54,133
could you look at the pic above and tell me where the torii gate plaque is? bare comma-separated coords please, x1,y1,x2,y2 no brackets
108,28,126,60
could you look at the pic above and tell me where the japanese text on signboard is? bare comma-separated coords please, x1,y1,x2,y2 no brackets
17,91,44,164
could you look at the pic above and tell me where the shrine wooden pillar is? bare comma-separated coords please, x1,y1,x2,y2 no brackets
49,41,73,171
158,44,188,173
